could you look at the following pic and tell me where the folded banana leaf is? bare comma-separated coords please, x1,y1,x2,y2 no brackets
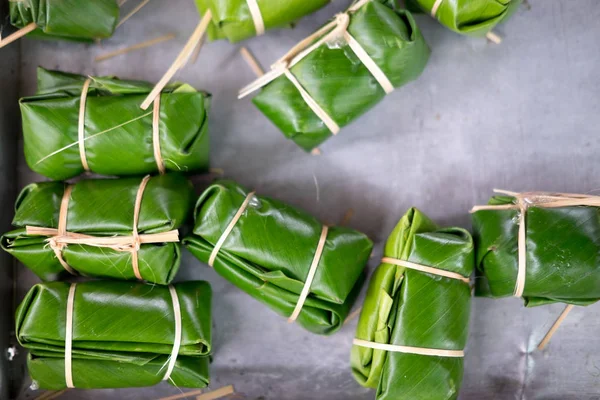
183,180,373,335
194,0,330,43
17,280,212,389
406,0,521,37
21,68,211,180
1,174,194,285
351,208,473,400
10,0,119,42
243,0,430,152
473,193,600,307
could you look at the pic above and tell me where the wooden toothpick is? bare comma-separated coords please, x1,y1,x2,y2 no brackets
537,304,575,350
240,46,265,77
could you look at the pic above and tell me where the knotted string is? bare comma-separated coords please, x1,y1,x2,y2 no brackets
353,256,470,357
26,176,179,280
238,0,394,134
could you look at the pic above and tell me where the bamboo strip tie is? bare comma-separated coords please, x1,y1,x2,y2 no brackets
353,256,469,357
26,176,179,280
288,225,329,323
246,0,265,36
64,283,77,388
78,79,92,172
238,0,394,135
116,0,151,29
162,285,183,382
140,11,213,110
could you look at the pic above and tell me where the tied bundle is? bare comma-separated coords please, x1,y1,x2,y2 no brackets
407,0,520,39
472,190,600,306
6,0,119,44
20,68,211,181
1,174,195,285
238,0,430,152
195,0,330,43
16,281,212,390
183,181,373,335
352,208,473,400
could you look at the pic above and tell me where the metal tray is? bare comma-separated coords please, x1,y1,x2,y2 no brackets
3,1,600,399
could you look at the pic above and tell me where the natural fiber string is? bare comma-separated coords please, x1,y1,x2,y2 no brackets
353,338,464,358
353,255,469,357
381,257,471,283
162,285,182,382
208,192,256,267
78,78,92,172
26,176,180,279
238,0,394,134
246,0,265,36
288,225,329,323
152,96,166,174
64,283,77,388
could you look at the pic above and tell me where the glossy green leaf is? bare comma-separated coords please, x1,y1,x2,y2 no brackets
251,2,430,151
10,0,119,42
1,174,195,285
406,0,520,36
473,195,600,306
351,208,473,400
194,0,330,43
16,280,212,389
183,180,373,335
21,68,211,181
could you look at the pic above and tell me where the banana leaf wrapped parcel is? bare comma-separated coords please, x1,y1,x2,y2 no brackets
195,0,330,43
17,280,212,389
406,0,520,38
21,68,211,180
351,208,473,400
184,180,373,335
9,0,119,42
1,174,194,285
238,0,430,152
472,190,600,306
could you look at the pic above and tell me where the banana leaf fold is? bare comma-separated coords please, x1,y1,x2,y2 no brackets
1,174,194,285
473,192,600,307
351,208,473,400
183,180,373,335
17,280,212,389
21,68,211,180
241,0,430,152
195,0,330,43
406,0,520,37
10,0,119,42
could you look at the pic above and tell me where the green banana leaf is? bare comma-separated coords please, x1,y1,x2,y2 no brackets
473,194,600,307
10,0,119,42
194,0,330,43
21,68,211,180
351,208,473,400
16,280,212,389
406,0,521,37
183,180,373,335
1,174,194,285
250,1,430,152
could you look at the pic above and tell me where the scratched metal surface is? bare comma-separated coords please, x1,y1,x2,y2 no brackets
5,0,600,399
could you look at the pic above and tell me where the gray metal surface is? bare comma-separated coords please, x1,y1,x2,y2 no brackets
8,0,600,399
